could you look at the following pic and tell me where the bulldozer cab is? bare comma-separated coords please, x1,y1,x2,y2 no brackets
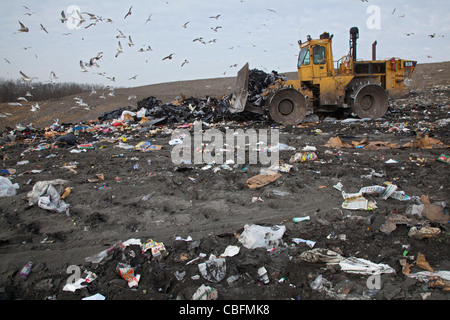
297,33,334,82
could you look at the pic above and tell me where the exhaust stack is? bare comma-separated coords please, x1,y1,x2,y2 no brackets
349,27,359,61
372,41,377,60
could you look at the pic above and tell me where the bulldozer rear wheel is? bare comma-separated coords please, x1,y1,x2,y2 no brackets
351,84,388,119
268,88,307,125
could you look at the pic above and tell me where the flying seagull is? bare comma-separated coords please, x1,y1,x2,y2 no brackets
182,22,190,28
162,53,174,61
211,26,222,32
20,71,33,82
128,75,138,80
40,23,48,33
60,11,67,23
116,29,126,38
49,71,58,83
15,21,29,33
115,41,123,58
181,59,189,67
79,60,88,72
145,13,153,24
124,6,133,20
128,35,134,47
209,14,221,19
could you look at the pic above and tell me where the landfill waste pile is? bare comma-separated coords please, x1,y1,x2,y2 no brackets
0,65,449,302
98,68,286,127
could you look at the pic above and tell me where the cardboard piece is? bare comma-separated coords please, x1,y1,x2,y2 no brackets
420,195,449,224
246,173,282,189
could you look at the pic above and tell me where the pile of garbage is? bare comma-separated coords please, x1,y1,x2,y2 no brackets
98,68,286,126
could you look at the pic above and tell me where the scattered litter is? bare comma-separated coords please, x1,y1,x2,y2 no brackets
299,248,344,264
238,224,286,249
198,255,226,283
246,173,282,189
0,176,20,198
192,284,218,300
338,257,396,275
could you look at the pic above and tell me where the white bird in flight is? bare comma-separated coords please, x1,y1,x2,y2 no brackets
128,35,134,47
80,60,88,72
116,29,126,38
60,11,67,23
40,23,48,33
115,41,123,58
124,6,133,20
162,53,174,61
15,21,29,33
20,71,34,82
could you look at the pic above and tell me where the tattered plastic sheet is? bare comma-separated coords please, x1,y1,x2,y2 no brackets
238,224,285,249
27,179,70,213
338,257,396,275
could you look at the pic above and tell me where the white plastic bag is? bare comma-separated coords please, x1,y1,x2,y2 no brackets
0,176,19,198
238,224,286,249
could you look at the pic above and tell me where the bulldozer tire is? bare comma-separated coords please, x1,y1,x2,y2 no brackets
268,88,307,125
351,84,388,119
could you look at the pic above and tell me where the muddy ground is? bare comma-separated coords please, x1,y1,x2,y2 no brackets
0,62,449,307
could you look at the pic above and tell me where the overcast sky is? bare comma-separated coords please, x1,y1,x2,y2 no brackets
0,0,448,88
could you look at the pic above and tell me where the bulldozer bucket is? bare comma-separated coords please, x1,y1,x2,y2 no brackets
229,63,249,113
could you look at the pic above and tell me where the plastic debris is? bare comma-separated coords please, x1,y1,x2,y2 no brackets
238,224,286,249
192,284,218,300
338,257,396,275
257,266,269,284
198,255,226,283
0,176,19,198
63,271,97,292
299,248,344,264
116,262,140,288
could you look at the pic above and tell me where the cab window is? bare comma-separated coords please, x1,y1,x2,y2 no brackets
298,47,310,67
313,45,326,64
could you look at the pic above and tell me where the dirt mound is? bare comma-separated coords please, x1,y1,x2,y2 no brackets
0,62,449,306
1,61,447,131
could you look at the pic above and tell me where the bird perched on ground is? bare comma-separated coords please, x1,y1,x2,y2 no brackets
162,53,174,61
115,41,123,57
124,6,133,19
40,23,48,33
15,21,29,33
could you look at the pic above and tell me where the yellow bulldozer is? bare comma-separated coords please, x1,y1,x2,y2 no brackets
229,26,417,125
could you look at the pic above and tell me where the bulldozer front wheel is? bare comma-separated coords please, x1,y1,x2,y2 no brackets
268,88,307,125
351,84,388,119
